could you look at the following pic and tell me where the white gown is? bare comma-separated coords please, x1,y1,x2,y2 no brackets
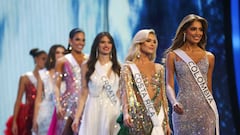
36,68,54,135
79,61,120,135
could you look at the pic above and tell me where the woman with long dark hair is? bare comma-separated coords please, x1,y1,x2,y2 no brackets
72,32,121,135
32,44,66,135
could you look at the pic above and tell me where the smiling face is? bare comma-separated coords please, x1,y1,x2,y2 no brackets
185,20,203,45
69,32,85,53
140,33,157,56
98,36,113,56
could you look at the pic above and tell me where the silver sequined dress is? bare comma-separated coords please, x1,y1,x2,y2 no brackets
173,56,215,135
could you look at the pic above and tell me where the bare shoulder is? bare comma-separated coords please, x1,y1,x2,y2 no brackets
56,56,67,65
206,51,215,61
166,51,176,60
80,61,88,72
154,63,164,71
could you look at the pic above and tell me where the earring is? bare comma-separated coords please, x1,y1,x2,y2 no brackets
183,33,186,42
96,51,98,58
137,52,140,59
50,58,53,63
110,53,112,59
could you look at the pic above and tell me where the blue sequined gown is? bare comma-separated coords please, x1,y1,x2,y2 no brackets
173,56,215,135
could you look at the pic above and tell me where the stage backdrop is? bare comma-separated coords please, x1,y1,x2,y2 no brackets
0,0,239,134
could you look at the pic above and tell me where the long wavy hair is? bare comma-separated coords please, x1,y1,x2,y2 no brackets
45,44,66,70
164,14,208,55
86,32,121,83
125,29,158,62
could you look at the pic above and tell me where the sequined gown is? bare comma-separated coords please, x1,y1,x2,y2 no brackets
79,61,120,135
61,58,81,118
36,69,57,135
173,57,215,135
120,63,168,135
4,72,37,135
48,54,81,135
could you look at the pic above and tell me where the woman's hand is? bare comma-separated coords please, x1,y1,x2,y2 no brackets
32,120,38,134
165,124,172,135
56,104,65,119
71,118,81,133
11,121,18,135
173,103,184,114
123,113,133,127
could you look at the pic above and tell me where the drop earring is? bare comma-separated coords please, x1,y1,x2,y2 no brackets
137,52,140,59
96,51,98,58
183,33,186,42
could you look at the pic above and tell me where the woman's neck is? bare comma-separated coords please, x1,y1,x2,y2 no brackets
71,51,84,64
182,42,199,52
135,53,151,65
98,54,110,65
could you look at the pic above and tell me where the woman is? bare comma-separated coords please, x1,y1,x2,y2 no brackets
47,28,87,135
119,29,170,135
71,32,121,135
165,14,219,135
32,44,66,135
4,48,47,135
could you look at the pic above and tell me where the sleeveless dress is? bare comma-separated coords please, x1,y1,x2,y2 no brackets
48,53,81,135
79,61,120,135
173,56,215,135
36,68,56,135
4,72,37,135
119,63,167,135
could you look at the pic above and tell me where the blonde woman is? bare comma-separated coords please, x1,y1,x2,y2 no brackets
119,29,170,135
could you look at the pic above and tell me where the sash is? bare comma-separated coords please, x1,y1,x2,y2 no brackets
95,61,118,105
64,53,81,89
127,63,160,127
101,76,118,105
65,53,79,67
174,49,219,135
25,71,37,88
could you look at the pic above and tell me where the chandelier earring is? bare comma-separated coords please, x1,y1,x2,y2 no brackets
183,32,186,42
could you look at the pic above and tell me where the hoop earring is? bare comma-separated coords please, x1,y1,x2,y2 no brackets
183,33,186,42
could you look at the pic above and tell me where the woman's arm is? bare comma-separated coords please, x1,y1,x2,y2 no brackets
72,62,89,132
32,76,43,133
54,58,65,118
12,75,26,135
120,65,134,127
166,52,183,114
207,52,215,93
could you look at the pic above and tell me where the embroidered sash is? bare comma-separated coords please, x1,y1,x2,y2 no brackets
95,61,118,105
174,49,219,135
127,63,160,127
101,76,118,105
